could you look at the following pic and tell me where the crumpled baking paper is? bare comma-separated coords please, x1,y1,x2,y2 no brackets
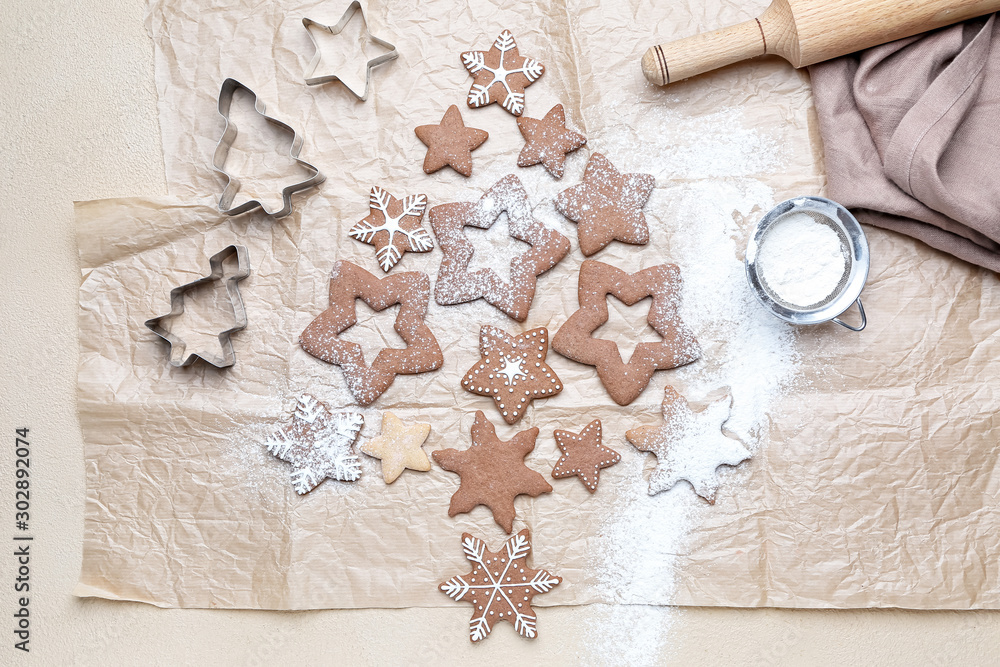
74,0,1000,609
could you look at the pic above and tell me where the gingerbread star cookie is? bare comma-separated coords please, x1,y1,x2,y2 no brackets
552,260,701,405
414,105,489,177
461,30,544,116
349,186,432,272
429,174,570,321
361,412,432,483
300,261,443,405
551,419,620,493
262,394,364,494
440,529,561,642
432,411,552,533
461,326,562,425
555,153,656,256
516,104,587,179
626,387,750,503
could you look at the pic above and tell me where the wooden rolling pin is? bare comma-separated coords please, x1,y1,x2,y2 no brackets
641,0,1000,86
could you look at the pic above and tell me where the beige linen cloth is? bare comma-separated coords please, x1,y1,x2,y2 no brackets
810,14,1000,272
74,0,1000,610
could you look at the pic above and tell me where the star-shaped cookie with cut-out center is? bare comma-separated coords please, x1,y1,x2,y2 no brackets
555,153,655,256
461,30,545,116
300,261,443,406
415,105,489,177
552,260,701,406
551,419,620,493
349,186,433,272
461,326,562,425
361,411,432,483
432,411,552,533
626,386,751,503
516,104,587,179
429,174,570,322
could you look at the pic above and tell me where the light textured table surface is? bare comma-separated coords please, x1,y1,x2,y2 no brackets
0,0,997,663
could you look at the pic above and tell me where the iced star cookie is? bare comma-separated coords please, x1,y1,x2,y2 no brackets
461,30,544,116
461,326,562,425
551,419,620,493
348,186,433,272
431,411,552,533
439,529,561,642
361,412,432,483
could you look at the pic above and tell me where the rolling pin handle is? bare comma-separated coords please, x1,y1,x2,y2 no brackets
641,18,769,86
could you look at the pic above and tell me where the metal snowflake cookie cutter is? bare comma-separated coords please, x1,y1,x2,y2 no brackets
301,1,398,101
213,78,325,218
144,245,250,369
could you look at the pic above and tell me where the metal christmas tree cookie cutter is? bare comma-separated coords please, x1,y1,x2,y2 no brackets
213,78,325,218
145,245,250,368
745,196,869,331
302,1,398,100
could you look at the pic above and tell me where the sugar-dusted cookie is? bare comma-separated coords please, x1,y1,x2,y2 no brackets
461,326,562,425
439,529,561,642
429,174,570,321
516,104,586,179
262,394,364,494
361,412,432,483
300,261,443,405
431,411,552,533
414,105,488,177
626,386,750,503
551,419,620,493
348,186,432,272
552,260,700,405
555,153,655,256
461,30,544,116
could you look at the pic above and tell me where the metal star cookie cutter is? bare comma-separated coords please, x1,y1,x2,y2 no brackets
144,245,251,368
213,78,325,218
302,1,398,101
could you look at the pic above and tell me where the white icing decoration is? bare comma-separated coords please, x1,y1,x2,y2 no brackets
462,31,543,115
349,186,433,271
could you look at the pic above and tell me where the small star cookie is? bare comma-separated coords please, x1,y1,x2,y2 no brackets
551,419,620,493
461,30,545,116
414,105,488,177
461,326,562,425
516,104,587,179
555,153,655,256
626,386,751,503
349,186,433,272
361,412,432,483
432,411,552,533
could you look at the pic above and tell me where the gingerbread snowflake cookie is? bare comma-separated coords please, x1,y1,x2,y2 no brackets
461,326,562,425
432,411,552,533
361,412,431,484
414,105,488,177
429,174,570,321
626,386,750,503
349,186,432,272
551,419,620,493
300,261,443,405
440,529,561,642
555,153,655,256
552,260,701,405
461,30,544,116
516,104,586,179
262,394,364,494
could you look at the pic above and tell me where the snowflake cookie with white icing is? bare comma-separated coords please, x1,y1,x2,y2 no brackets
461,30,545,116
461,325,562,424
439,529,561,642
348,186,433,272
262,394,364,494
626,386,751,503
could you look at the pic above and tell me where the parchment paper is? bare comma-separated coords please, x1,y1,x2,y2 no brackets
75,0,1000,609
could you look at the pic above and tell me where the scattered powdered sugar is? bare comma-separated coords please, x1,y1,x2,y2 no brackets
757,211,847,307
582,100,802,662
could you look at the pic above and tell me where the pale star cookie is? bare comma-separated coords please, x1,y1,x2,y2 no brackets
361,412,432,484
